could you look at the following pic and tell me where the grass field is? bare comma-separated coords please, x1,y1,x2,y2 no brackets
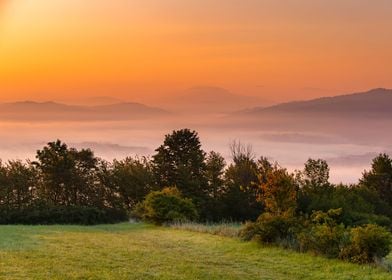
0,223,390,280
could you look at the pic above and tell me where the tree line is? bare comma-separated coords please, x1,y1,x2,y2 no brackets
0,129,391,229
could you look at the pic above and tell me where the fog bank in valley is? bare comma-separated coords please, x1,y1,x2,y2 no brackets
0,88,391,184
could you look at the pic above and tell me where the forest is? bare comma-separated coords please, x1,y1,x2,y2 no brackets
0,129,391,264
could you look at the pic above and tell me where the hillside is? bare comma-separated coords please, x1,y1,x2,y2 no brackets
0,223,390,279
229,88,392,145
0,101,169,121
243,88,392,118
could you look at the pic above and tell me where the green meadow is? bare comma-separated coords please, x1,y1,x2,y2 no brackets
0,223,390,280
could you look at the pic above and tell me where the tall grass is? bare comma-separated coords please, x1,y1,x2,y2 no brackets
170,221,242,238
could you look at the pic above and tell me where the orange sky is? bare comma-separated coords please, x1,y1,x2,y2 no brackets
0,0,392,103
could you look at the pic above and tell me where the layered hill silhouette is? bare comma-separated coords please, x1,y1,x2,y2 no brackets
241,88,392,118
232,88,392,145
2,88,391,127
0,101,169,121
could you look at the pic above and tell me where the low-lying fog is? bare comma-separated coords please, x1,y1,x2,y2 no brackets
1,88,391,184
0,118,388,185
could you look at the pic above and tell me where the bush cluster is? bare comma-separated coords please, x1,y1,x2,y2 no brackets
241,213,298,244
241,209,392,264
133,187,198,225
340,224,392,264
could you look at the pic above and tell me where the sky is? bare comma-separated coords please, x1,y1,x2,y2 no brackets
0,0,392,103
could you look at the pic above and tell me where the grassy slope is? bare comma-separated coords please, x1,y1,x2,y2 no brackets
0,223,390,280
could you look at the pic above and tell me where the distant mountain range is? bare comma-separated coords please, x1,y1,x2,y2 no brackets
1,88,391,124
241,88,392,118
0,101,169,121
159,86,271,114
232,88,392,145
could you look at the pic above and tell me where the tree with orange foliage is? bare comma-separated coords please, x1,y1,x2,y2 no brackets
259,165,298,217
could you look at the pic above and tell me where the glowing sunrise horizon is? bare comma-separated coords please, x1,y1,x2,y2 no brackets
0,0,391,104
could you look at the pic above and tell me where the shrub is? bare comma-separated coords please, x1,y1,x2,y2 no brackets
339,224,392,264
240,213,298,245
133,187,198,225
297,209,347,258
297,223,347,258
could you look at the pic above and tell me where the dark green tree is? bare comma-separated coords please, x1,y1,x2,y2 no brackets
296,159,334,214
204,151,226,220
360,153,392,216
34,140,100,207
70,147,100,206
34,140,75,205
221,142,261,221
5,160,37,210
112,156,155,210
302,159,330,188
205,151,226,199
329,184,390,227
153,129,208,204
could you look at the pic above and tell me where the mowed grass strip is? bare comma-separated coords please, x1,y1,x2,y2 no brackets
0,223,390,280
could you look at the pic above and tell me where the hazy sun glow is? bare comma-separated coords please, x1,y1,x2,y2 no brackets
0,0,392,102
